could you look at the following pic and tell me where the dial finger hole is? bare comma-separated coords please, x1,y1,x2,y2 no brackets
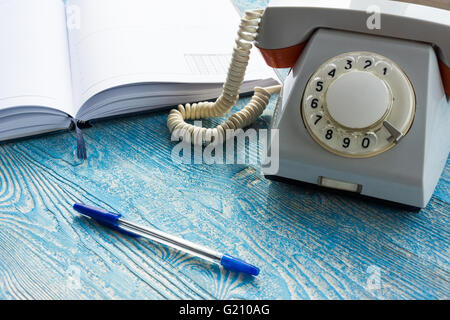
359,132,377,151
337,134,359,153
340,56,356,72
305,95,322,111
311,77,326,93
321,125,336,143
357,55,375,70
375,61,392,77
322,63,338,80
308,111,326,130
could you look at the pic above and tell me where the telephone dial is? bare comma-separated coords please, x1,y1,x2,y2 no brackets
167,0,450,208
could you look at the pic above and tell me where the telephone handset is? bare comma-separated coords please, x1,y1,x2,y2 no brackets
167,0,449,208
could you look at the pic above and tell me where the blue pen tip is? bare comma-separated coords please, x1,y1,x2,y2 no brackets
220,254,260,276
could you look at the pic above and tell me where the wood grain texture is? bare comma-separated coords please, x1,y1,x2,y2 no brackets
0,0,449,300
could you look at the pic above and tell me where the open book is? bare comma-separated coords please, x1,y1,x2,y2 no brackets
0,0,278,146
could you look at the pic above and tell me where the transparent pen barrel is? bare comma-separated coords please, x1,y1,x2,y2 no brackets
118,220,222,263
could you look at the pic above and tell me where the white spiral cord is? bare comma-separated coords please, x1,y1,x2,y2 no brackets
167,9,282,145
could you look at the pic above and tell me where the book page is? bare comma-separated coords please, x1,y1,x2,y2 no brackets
0,0,75,116
67,0,277,110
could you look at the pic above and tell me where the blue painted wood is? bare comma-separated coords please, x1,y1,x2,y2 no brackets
0,0,449,300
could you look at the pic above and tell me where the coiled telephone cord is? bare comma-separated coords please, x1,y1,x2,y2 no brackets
167,9,282,145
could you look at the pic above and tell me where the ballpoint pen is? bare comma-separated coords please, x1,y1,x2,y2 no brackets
73,203,260,276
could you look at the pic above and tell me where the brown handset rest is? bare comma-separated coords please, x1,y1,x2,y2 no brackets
255,0,450,95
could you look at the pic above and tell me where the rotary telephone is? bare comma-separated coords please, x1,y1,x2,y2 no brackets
167,0,450,208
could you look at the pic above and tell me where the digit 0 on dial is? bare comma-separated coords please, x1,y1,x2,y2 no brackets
301,52,415,158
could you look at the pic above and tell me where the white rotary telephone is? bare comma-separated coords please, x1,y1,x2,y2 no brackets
167,0,450,208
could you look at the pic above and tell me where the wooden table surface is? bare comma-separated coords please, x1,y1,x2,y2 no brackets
0,0,449,300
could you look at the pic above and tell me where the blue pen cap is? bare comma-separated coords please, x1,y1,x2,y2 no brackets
220,254,260,276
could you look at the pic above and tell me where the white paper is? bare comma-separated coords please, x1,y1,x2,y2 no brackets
0,0,75,116
67,0,277,110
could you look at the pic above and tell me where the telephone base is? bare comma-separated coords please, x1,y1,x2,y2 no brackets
263,29,449,208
